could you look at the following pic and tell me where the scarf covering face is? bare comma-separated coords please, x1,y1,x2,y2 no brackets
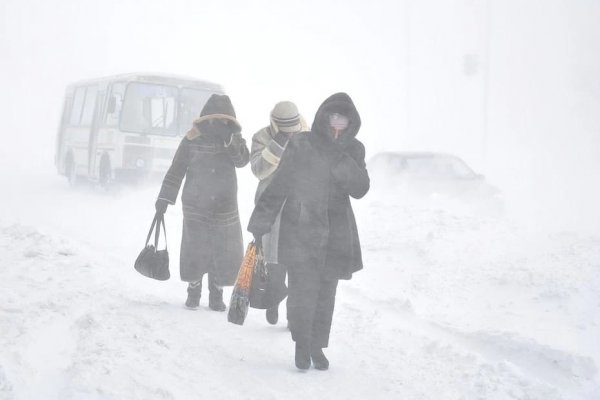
199,119,234,138
329,113,349,131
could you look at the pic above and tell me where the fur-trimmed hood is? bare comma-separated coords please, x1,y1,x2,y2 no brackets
186,114,241,140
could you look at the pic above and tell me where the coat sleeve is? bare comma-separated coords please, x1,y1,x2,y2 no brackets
157,138,190,204
250,128,289,180
247,144,293,236
330,140,370,199
225,132,250,168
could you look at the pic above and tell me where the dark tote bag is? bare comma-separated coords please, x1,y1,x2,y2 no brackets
134,212,170,281
249,262,287,310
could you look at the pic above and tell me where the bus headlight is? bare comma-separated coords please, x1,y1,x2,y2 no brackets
135,158,145,168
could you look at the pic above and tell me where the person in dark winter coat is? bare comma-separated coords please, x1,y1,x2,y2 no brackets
250,101,308,325
248,92,369,370
155,94,250,311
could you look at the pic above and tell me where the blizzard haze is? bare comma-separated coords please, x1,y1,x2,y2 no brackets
1,1,600,399
1,0,599,231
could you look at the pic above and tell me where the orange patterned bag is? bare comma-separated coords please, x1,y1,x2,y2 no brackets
227,242,262,325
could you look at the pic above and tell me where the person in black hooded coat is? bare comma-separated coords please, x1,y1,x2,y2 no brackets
155,94,249,311
248,92,369,370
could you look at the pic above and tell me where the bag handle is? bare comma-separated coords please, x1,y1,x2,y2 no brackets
145,213,159,246
154,213,168,250
145,212,168,250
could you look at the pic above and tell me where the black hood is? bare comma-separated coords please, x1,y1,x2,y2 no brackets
312,92,361,141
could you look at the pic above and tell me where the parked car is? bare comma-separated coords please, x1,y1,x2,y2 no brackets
368,152,503,215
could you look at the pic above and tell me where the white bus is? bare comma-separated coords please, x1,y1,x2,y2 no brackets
55,73,224,185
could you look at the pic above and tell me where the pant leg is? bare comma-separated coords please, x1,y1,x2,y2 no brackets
287,264,320,345
207,252,222,294
208,271,225,307
208,273,222,292
311,278,338,349
187,278,203,296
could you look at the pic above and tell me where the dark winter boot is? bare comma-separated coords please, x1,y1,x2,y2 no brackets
295,342,311,370
185,281,202,310
266,306,279,325
208,287,226,312
310,348,329,371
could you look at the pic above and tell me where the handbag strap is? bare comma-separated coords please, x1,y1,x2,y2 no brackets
145,213,160,246
145,212,168,249
156,214,168,250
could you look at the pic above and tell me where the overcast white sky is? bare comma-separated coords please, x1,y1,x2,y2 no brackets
1,0,599,231
0,0,405,150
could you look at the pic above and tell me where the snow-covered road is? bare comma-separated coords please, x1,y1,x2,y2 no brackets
1,164,599,400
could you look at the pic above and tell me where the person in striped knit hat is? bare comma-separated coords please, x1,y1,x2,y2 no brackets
250,101,308,325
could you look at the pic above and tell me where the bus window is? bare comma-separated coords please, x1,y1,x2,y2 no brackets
179,88,213,135
105,82,125,127
80,86,98,126
120,82,178,135
69,87,86,125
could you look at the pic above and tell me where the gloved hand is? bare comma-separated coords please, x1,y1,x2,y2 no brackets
220,120,242,143
155,198,169,214
323,139,345,165
209,119,233,143
226,132,243,151
273,131,291,147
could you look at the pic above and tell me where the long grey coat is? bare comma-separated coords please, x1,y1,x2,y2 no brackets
158,120,249,285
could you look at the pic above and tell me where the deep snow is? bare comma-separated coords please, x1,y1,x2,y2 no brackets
0,161,599,400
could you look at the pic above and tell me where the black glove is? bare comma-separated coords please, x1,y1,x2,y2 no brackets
253,233,263,249
155,198,169,214
273,131,291,147
209,119,233,143
227,132,243,151
324,140,345,165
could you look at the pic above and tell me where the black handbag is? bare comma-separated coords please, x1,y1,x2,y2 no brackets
249,251,287,310
134,212,170,281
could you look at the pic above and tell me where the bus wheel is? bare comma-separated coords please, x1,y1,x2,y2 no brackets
99,156,112,188
65,155,78,186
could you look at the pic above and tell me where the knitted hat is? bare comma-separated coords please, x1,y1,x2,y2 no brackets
270,101,302,133
200,94,236,118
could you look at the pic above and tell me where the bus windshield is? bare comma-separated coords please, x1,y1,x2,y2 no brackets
121,83,179,136
120,83,218,136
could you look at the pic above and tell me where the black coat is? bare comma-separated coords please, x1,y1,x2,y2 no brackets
248,93,369,280
158,124,250,284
